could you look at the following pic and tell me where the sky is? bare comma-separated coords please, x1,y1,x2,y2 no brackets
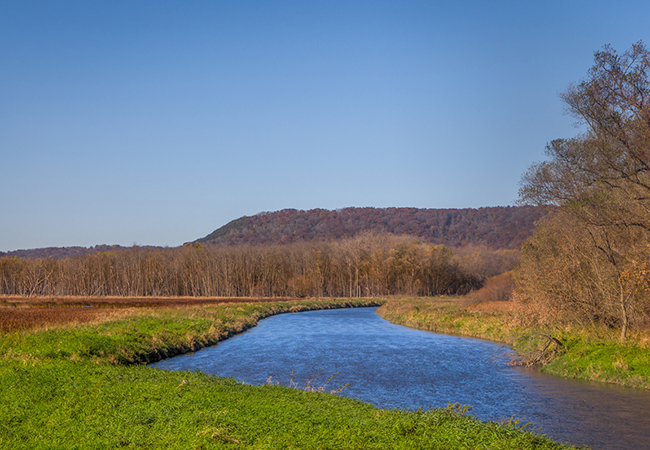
2,1,650,251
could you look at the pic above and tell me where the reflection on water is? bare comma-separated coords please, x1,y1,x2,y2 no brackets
150,307,650,450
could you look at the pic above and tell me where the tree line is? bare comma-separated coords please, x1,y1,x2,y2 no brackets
0,233,517,299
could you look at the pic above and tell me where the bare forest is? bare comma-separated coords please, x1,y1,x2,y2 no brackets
0,233,518,299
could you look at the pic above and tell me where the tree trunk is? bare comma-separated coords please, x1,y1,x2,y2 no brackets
619,279,628,341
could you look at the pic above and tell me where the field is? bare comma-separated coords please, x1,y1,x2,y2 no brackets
0,296,576,449
377,298,650,389
0,296,298,333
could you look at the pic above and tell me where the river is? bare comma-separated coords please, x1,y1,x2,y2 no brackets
149,307,650,449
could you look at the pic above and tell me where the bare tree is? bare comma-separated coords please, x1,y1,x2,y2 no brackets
518,42,650,339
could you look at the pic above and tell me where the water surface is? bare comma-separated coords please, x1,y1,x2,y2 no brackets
150,307,650,449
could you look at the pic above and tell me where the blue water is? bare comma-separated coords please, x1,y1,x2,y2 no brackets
150,307,650,449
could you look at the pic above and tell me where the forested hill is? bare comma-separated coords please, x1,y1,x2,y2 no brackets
2,206,545,259
0,245,164,260
197,206,547,249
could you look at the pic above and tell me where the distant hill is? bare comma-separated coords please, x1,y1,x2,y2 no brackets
197,206,547,249
0,245,163,260
2,206,546,260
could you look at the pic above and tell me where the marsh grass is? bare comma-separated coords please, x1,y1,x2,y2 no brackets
0,296,301,333
0,297,578,449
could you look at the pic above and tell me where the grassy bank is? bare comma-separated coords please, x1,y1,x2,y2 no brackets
0,297,575,449
377,298,650,389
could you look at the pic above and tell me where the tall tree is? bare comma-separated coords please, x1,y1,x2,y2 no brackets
518,42,650,339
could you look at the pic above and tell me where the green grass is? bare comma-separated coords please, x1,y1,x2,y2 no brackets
1,299,380,365
377,298,650,390
541,332,650,389
0,298,577,449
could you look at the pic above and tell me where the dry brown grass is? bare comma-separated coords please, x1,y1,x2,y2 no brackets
0,296,302,332
0,307,112,332
0,302,158,333
466,300,519,313
0,295,298,309
463,272,515,304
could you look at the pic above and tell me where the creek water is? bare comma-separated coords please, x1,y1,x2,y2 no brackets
149,307,650,449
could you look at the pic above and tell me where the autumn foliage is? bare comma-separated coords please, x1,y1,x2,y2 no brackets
197,206,544,249
0,234,516,299
516,42,650,339
465,272,515,304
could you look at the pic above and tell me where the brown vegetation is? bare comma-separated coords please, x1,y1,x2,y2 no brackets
198,206,544,249
0,295,296,309
516,42,650,339
0,244,162,260
465,300,518,313
0,296,299,333
0,307,104,332
464,272,515,304
0,234,516,299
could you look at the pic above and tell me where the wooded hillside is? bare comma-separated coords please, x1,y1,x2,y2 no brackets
1,206,533,298
0,245,163,260
197,206,545,249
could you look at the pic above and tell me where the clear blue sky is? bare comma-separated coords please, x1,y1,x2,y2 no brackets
2,1,649,251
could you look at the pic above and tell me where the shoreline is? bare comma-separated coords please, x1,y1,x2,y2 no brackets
376,297,650,390
0,297,575,449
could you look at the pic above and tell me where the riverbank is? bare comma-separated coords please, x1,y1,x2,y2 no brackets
377,297,650,390
0,297,575,449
